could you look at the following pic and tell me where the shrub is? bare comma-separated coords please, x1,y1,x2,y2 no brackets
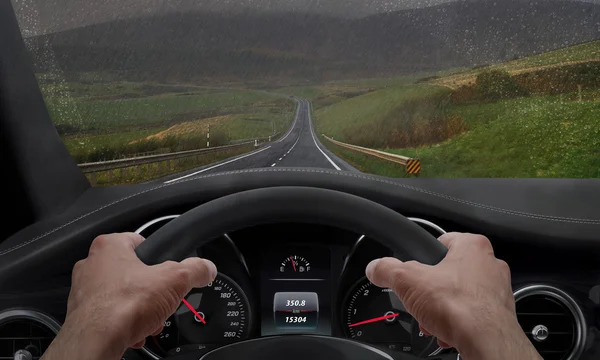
474,70,529,101
513,61,600,94
340,91,466,149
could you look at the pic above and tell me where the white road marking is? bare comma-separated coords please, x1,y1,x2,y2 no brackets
277,98,302,143
287,133,301,154
279,158,282,161
164,146,273,183
271,163,276,167
305,99,341,170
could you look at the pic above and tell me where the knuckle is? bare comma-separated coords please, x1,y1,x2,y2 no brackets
162,260,179,270
195,261,212,283
496,259,511,276
403,260,421,270
390,267,410,291
174,267,191,283
90,234,111,251
470,234,493,251
72,259,86,276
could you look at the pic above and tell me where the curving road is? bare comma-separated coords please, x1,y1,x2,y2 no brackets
162,98,357,183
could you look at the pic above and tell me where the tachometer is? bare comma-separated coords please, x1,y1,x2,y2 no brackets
342,277,441,357
143,273,251,358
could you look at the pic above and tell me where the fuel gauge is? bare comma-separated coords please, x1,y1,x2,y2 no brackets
280,255,311,273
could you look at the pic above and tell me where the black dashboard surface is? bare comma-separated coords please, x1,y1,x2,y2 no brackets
1,169,600,288
0,169,599,360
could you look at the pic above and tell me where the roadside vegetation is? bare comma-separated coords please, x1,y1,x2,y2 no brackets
434,40,600,89
86,144,255,186
41,78,295,164
315,43,600,178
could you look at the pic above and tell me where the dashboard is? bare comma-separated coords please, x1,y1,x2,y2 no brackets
1,170,600,360
136,217,448,360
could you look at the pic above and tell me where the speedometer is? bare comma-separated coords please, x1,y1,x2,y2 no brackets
143,273,251,358
342,277,441,357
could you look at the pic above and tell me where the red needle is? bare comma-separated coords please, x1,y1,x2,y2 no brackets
348,313,399,327
181,298,206,325
290,256,297,272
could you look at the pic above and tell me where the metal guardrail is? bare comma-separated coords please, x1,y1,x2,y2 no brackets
78,133,278,174
322,135,421,175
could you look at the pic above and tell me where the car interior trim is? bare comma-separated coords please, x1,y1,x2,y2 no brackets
134,215,180,235
198,335,395,360
406,217,447,236
0,308,62,335
513,284,587,360
3,167,600,259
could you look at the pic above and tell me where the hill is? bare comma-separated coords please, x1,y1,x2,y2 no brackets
29,0,600,83
435,40,600,88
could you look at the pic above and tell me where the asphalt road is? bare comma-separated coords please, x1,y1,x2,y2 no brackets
162,98,357,183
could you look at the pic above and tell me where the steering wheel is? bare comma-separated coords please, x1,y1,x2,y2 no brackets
135,186,448,360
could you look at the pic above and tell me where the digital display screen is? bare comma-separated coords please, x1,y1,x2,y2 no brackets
273,292,319,329
260,247,331,336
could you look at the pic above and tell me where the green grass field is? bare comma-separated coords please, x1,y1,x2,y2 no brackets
87,144,255,186
312,40,600,178
47,88,283,131
435,40,600,88
397,94,600,178
495,40,600,71
317,88,600,178
42,79,296,165
315,85,451,138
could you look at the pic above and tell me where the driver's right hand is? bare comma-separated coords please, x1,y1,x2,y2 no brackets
366,232,543,360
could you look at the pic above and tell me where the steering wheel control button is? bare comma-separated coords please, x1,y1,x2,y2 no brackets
273,292,319,329
531,324,549,342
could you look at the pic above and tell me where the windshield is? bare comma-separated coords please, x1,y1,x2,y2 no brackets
10,0,600,185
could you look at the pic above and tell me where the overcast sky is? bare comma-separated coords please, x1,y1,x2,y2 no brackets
10,0,600,35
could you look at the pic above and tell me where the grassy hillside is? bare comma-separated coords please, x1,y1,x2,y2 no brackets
316,83,600,178
435,40,600,88
397,94,600,178
315,85,457,148
45,79,295,163
47,87,280,132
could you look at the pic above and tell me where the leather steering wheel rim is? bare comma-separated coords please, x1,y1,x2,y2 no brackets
136,186,447,265
135,186,448,360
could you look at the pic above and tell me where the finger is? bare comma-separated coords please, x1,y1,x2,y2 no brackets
120,232,145,250
89,233,145,256
437,339,451,349
179,258,218,288
154,258,218,301
438,232,464,248
419,325,432,337
152,325,164,337
439,232,494,255
132,339,146,349
366,257,422,295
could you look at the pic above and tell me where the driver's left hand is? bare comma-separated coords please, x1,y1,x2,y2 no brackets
41,232,217,360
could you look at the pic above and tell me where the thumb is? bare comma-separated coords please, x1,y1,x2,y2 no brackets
179,257,218,288
154,258,218,302
366,257,423,297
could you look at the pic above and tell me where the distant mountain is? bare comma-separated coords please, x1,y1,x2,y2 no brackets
28,0,600,83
